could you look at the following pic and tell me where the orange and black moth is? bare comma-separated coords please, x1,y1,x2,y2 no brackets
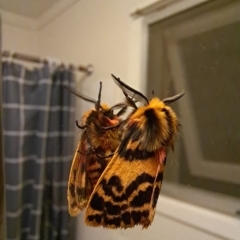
85,75,184,228
65,82,127,216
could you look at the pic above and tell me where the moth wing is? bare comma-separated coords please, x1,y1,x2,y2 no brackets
85,124,165,228
67,132,91,216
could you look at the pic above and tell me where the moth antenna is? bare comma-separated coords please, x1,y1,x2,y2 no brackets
110,102,127,111
64,85,96,104
152,90,155,97
95,82,102,112
111,74,149,105
116,105,127,117
162,92,185,104
76,120,87,129
124,92,138,109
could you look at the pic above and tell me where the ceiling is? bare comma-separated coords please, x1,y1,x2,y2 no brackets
0,0,60,19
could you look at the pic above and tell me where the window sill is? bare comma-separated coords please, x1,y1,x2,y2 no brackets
157,183,240,240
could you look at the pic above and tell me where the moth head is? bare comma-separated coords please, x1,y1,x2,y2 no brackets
91,82,128,119
100,103,114,119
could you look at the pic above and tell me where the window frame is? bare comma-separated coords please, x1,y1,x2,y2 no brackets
141,0,240,217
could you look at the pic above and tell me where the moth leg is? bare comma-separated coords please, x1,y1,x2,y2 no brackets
76,120,87,129
149,155,161,207
96,153,114,159
77,141,94,155
147,148,167,228
96,153,113,170
77,149,91,155
86,139,96,153
94,121,120,130
159,148,166,165
101,124,121,130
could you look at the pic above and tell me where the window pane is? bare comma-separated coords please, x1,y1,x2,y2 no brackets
147,0,240,212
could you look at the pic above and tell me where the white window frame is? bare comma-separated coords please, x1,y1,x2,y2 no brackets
141,0,240,184
137,1,240,239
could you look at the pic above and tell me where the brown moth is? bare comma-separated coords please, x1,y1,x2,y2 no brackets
65,82,127,216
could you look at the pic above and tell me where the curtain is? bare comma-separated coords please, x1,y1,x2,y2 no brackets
2,61,76,240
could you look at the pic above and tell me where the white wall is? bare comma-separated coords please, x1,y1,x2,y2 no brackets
2,23,38,55
1,1,239,240
37,0,155,125
1,0,153,103
38,0,136,106
1,11,39,69
39,0,129,77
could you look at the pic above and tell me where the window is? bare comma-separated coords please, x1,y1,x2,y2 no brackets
147,0,240,216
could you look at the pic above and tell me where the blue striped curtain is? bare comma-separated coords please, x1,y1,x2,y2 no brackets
2,61,76,240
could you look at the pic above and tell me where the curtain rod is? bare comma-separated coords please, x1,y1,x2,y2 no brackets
2,50,94,75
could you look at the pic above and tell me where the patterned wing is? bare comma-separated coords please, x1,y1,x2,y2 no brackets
67,131,91,216
85,122,166,228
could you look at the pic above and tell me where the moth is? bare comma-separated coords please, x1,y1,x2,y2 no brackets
85,75,184,228
66,82,127,217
